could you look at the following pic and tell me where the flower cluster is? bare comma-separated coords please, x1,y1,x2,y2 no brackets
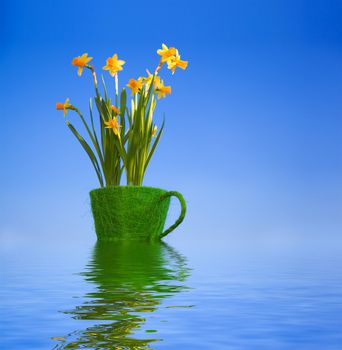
56,44,188,187
157,44,188,74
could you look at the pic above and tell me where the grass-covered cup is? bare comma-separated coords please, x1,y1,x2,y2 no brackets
90,186,186,241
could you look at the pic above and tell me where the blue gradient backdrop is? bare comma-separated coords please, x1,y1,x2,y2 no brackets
1,0,341,243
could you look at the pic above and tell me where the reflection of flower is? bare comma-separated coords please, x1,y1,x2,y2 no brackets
52,242,191,349
103,54,125,77
56,98,71,116
71,53,93,76
104,116,121,137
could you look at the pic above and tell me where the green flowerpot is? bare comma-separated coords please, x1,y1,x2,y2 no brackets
89,186,186,241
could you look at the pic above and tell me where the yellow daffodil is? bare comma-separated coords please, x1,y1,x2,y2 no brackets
71,53,93,76
139,69,161,89
127,78,143,94
152,125,158,137
103,54,125,77
104,116,121,137
139,70,153,88
157,44,177,63
56,98,71,116
167,50,188,74
155,80,171,99
111,105,120,114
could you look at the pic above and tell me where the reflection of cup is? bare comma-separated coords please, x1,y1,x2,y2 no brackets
90,186,186,240
52,241,190,349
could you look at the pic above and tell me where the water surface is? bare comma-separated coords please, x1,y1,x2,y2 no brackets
1,235,342,349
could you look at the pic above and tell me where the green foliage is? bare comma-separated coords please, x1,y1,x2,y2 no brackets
64,76,163,187
59,46,188,187
124,85,164,186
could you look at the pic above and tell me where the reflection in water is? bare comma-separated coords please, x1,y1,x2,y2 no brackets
52,241,191,349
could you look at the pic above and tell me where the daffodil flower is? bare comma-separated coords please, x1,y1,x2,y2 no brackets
127,78,143,94
139,70,161,89
104,116,121,137
157,44,177,63
71,53,93,76
111,105,120,114
167,50,188,74
56,98,71,116
57,45,189,187
103,54,125,77
152,125,158,137
139,70,153,88
155,80,171,99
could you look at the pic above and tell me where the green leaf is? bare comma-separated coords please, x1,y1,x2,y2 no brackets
73,107,104,169
119,88,127,140
144,118,165,172
101,74,108,101
66,121,104,187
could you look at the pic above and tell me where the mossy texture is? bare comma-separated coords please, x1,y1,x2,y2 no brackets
90,186,186,241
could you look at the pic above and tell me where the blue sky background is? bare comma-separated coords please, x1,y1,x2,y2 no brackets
0,0,341,243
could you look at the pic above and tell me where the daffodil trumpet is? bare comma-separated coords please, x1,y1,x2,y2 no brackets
56,44,188,187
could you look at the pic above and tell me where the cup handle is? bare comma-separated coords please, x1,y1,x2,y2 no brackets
159,191,187,238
